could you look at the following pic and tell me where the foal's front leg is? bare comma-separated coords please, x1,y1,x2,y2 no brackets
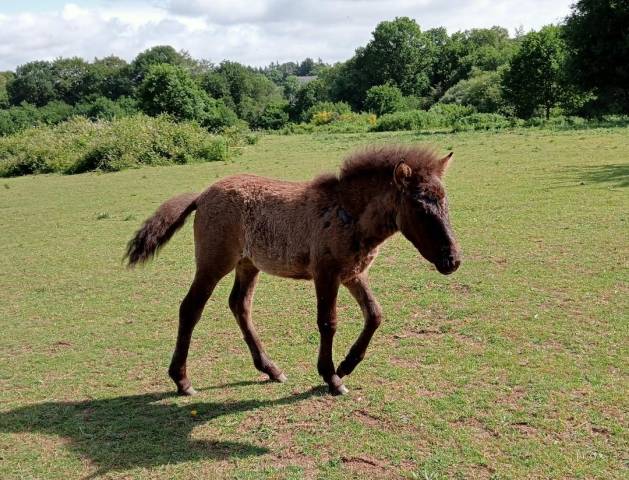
314,274,347,395
337,274,382,379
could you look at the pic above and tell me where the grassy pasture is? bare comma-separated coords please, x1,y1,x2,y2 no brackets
0,128,627,479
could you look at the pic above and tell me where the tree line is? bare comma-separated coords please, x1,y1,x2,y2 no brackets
0,0,626,136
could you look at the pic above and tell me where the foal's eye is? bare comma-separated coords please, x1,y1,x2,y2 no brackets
412,192,437,205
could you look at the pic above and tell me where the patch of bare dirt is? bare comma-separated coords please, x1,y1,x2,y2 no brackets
512,421,538,437
340,455,402,479
347,408,383,427
454,417,500,439
497,386,527,410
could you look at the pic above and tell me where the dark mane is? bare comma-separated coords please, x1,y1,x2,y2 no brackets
340,145,443,181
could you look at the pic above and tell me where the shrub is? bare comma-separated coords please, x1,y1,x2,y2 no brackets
303,101,351,123
440,70,505,113
254,101,289,130
428,104,476,124
372,110,446,131
0,115,232,177
202,99,239,131
311,111,335,125
36,100,75,125
364,84,404,115
278,111,376,134
75,96,139,120
0,103,40,136
452,113,512,131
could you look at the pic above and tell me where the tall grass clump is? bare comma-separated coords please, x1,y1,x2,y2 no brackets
0,114,231,177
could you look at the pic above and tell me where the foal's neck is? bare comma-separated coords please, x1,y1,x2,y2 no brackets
339,175,399,249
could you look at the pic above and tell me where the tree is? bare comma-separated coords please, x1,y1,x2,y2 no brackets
84,56,134,100
139,63,237,130
502,26,569,118
7,61,57,106
297,58,315,76
364,84,404,115
206,61,282,122
352,17,436,100
564,0,629,113
131,46,187,84
291,79,330,120
281,75,300,104
0,72,14,108
429,27,516,99
440,69,504,113
51,57,91,104
254,101,289,130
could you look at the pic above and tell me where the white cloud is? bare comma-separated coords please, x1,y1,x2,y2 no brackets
0,0,574,71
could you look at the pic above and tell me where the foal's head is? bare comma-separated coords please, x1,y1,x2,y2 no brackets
392,150,461,275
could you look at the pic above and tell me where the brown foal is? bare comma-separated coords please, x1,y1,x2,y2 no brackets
126,145,461,395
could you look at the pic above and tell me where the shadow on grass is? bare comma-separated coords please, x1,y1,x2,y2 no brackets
560,164,629,188
0,385,324,476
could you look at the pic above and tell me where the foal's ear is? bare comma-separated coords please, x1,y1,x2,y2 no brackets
393,161,412,189
436,152,453,177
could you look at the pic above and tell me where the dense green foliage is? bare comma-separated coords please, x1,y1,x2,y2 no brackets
564,0,629,114
138,64,238,130
502,26,570,119
1,3,626,141
364,84,405,116
440,69,505,114
0,115,231,177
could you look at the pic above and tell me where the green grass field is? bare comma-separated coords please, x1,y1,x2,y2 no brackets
1,128,627,479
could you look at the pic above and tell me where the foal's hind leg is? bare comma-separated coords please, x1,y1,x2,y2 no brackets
336,274,382,379
168,259,235,395
229,259,286,382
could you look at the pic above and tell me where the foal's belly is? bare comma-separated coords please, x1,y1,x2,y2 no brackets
248,254,313,280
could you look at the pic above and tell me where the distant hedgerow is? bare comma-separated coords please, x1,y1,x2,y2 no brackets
0,114,232,177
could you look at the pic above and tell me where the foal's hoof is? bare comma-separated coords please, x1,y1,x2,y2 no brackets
177,386,197,396
272,373,288,383
330,384,349,396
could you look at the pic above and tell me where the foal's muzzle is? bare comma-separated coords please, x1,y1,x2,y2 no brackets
435,250,461,275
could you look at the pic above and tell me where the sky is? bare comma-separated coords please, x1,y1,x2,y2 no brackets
0,0,575,71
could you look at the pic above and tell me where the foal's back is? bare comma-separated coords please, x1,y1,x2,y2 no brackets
194,174,325,279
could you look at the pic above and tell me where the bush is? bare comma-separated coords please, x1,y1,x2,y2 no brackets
0,103,40,136
35,100,75,125
428,104,476,124
254,101,289,130
279,112,376,134
202,99,239,131
0,115,232,177
440,70,505,113
364,84,404,115
372,110,446,131
75,96,139,120
452,113,512,131
301,101,352,123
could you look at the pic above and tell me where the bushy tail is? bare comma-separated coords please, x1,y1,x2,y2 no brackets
125,192,198,267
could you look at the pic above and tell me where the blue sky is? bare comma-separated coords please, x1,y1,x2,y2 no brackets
0,1,575,70
0,0,100,13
